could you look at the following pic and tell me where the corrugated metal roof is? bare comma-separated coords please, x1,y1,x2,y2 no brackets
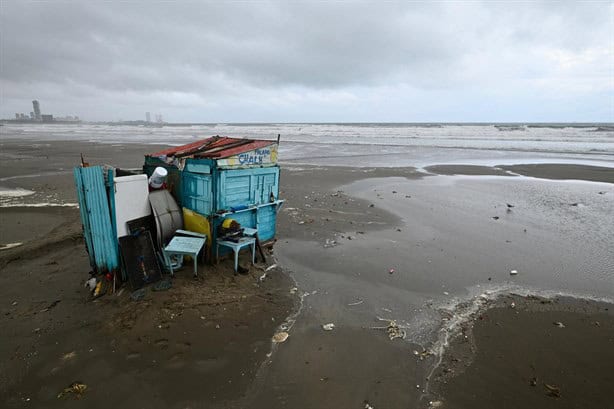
148,136,275,159
73,166,119,273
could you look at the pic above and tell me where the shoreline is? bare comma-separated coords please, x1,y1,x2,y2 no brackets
0,138,612,408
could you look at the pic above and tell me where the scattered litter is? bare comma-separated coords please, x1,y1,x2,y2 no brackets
84,277,97,291
510,269,518,276
530,377,538,386
322,323,335,331
506,203,514,208
272,331,289,343
153,279,172,291
348,299,364,306
372,317,406,340
265,264,278,272
369,204,375,208
364,402,375,409
443,291,449,296
57,382,87,399
259,273,267,282
553,321,565,328
289,287,298,295
382,307,392,313
510,302,516,309
130,288,146,301
388,268,395,274
544,383,561,398
11,300,18,306
492,216,499,220
429,401,443,408
324,239,337,248
62,351,77,361
413,349,434,360
0,242,23,250
416,384,420,389
215,324,221,329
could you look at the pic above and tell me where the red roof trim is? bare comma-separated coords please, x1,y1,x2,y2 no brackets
147,136,275,159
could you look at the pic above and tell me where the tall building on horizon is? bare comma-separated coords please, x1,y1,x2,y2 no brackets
146,112,151,122
32,100,41,120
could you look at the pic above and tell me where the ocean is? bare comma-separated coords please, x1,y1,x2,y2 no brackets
2,123,613,168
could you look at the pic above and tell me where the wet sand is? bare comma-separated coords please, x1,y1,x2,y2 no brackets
431,295,614,409
1,138,613,408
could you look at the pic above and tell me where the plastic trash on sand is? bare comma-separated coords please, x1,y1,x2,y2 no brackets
272,331,289,343
84,277,97,291
510,269,518,275
57,382,87,399
322,323,335,331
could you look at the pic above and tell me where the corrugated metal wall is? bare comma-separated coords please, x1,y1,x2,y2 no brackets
73,166,119,273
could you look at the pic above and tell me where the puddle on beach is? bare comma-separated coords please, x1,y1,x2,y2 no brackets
270,173,614,406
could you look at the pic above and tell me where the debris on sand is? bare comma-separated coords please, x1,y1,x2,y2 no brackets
324,239,338,248
388,268,395,274
492,216,500,220
544,383,561,398
61,351,76,361
429,401,443,408
506,203,514,208
413,349,434,360
57,382,87,399
371,317,406,340
553,321,565,328
272,331,289,343
348,299,364,306
530,377,538,386
153,279,172,291
322,323,335,331
130,288,146,301
510,269,518,276
265,264,278,272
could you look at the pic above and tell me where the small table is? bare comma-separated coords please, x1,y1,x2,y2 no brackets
216,237,256,272
163,236,206,276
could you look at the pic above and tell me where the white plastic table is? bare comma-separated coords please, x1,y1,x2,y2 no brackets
163,235,206,276
216,237,256,272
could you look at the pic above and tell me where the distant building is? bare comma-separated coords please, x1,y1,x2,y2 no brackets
15,113,19,119
30,112,34,119
41,114,53,122
32,100,41,120
146,112,151,122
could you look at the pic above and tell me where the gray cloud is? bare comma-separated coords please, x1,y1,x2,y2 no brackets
1,1,611,121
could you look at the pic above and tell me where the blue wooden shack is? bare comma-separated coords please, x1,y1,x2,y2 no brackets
144,136,283,258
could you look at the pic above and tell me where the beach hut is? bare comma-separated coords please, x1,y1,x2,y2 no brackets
74,135,283,282
143,136,283,258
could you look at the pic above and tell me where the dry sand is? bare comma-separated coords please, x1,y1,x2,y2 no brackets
1,139,613,409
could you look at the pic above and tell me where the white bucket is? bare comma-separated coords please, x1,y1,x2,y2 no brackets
149,167,168,188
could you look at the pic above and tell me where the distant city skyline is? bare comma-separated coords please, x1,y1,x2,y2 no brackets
1,2,612,122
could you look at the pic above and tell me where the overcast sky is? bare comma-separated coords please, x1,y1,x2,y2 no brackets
1,1,612,122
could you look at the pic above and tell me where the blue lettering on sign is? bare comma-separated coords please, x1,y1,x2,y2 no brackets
238,149,271,165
